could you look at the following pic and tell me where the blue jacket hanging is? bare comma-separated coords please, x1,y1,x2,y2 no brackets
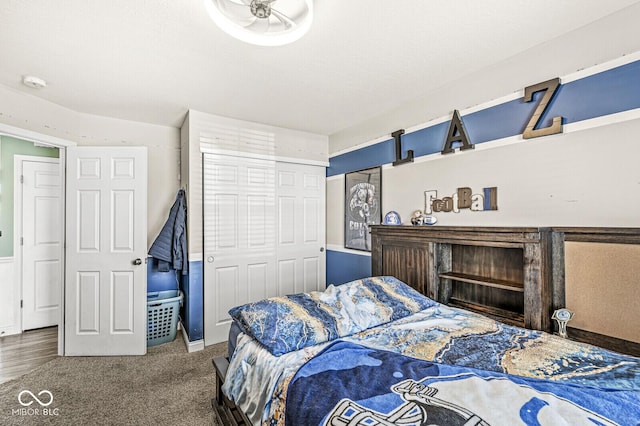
149,189,188,274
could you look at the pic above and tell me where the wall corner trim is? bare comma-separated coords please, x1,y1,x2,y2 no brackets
180,323,204,352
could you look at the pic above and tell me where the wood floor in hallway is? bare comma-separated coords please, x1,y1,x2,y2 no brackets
0,326,58,384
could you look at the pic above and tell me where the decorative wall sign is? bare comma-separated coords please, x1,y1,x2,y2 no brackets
424,187,497,214
345,167,382,251
386,77,565,164
441,109,474,155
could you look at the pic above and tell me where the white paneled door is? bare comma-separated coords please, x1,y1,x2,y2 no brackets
65,147,147,356
203,154,326,345
21,158,62,330
276,162,326,295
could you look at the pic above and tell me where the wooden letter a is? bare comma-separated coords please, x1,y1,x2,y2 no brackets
441,110,474,155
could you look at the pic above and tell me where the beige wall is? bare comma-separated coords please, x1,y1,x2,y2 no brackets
0,84,181,248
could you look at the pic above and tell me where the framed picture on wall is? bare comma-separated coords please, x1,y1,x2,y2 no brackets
344,166,382,251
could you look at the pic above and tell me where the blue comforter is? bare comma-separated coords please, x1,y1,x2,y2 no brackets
228,276,434,356
287,341,640,425
221,277,640,425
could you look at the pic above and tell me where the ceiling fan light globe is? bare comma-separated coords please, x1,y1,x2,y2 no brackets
205,0,313,47
250,1,271,19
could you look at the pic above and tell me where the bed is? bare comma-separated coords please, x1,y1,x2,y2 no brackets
212,276,640,425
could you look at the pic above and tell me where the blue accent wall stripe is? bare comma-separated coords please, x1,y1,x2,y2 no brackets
327,59,640,177
402,122,450,158
550,60,640,123
463,97,534,143
328,139,396,177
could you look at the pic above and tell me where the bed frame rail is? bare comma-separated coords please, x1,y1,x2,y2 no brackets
212,356,252,425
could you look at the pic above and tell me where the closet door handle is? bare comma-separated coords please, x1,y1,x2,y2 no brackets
132,258,143,266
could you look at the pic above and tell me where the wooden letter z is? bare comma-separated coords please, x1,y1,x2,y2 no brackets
523,77,563,139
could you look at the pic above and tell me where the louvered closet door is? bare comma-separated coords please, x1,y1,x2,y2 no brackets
203,156,327,345
203,154,278,345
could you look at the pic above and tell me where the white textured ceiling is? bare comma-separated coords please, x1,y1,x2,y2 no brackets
0,0,639,136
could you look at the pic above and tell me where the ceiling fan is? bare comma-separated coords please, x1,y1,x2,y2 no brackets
205,0,314,46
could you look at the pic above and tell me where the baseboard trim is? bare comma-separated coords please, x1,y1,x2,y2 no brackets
180,321,204,352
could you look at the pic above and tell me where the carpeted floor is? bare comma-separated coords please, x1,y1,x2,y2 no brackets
0,338,227,425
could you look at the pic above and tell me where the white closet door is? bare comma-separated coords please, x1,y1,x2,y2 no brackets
203,154,278,345
203,155,327,345
276,162,326,295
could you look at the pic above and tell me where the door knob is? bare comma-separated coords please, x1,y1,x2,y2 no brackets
320,247,325,252
133,258,143,265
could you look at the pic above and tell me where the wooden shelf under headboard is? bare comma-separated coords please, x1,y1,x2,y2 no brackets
371,226,552,332
371,225,640,356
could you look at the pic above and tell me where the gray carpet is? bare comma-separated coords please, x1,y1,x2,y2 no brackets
0,338,227,425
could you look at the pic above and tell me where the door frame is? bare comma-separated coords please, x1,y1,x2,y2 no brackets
1,122,74,356
13,155,61,332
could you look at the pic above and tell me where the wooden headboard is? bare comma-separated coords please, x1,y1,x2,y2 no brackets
371,225,640,356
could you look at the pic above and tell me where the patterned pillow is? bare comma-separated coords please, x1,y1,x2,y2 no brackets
228,276,435,356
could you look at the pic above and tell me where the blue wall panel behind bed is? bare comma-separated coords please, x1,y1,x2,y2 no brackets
327,250,371,286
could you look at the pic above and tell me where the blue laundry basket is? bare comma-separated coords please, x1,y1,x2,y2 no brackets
147,290,182,347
